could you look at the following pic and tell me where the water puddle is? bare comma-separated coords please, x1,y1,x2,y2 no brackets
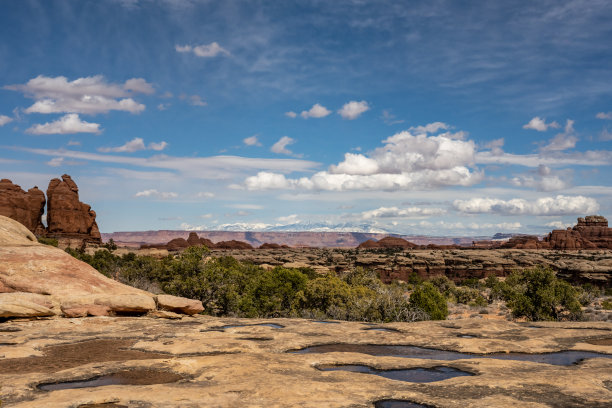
37,369,183,391
318,364,472,383
313,320,340,324
363,327,401,333
220,323,284,329
457,334,477,339
586,338,612,346
239,337,273,341
375,400,434,408
291,344,612,365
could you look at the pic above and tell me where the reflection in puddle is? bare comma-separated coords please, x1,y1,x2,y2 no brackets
221,323,284,329
318,364,473,383
363,328,401,333
291,344,612,365
37,369,183,391
375,400,433,408
457,334,477,339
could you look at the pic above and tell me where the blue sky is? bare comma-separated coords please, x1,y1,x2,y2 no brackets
1,0,611,236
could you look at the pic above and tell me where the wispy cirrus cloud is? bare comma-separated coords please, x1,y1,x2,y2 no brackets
134,189,178,199
175,42,230,57
13,146,320,179
98,137,168,153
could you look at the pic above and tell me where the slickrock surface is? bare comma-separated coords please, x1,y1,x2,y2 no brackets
0,316,610,407
0,215,203,318
0,179,46,236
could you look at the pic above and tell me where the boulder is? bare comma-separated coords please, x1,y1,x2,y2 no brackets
0,179,46,235
46,174,101,244
156,294,204,315
0,292,56,318
0,215,204,318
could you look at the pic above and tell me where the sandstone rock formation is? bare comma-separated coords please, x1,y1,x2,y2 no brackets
0,179,46,236
141,232,254,251
358,236,417,249
46,174,101,245
541,215,611,250
0,215,203,319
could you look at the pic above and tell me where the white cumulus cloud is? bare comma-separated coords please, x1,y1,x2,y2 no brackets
271,136,296,155
175,42,230,57
510,165,572,191
545,221,573,229
134,189,178,199
6,75,149,115
246,124,482,191
0,115,13,126
338,100,370,120
243,135,261,146
299,103,331,119
26,114,102,134
523,116,560,131
453,195,599,216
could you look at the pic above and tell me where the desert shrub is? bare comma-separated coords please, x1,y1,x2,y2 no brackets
460,277,481,289
498,266,582,321
484,275,499,289
103,238,118,252
409,282,448,320
37,237,58,247
577,283,603,306
430,275,457,300
64,246,437,322
601,300,612,310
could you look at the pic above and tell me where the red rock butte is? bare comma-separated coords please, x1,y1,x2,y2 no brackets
0,175,101,247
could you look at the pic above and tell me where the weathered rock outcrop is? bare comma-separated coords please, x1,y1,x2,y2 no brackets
544,215,612,250
46,174,101,245
0,215,203,319
358,236,417,249
215,240,254,250
0,179,46,236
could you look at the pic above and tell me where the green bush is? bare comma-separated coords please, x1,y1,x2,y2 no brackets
601,300,612,310
499,267,582,321
64,246,435,322
409,282,448,320
38,237,58,247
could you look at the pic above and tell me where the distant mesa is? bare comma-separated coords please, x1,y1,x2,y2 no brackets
0,175,101,248
358,237,417,249
358,236,460,250
141,232,262,251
